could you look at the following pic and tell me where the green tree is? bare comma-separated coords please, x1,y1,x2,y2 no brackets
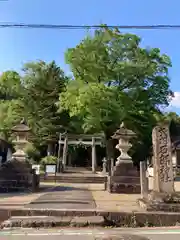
0,71,22,100
0,100,22,140
0,71,23,140
21,60,70,145
157,111,180,139
59,26,172,161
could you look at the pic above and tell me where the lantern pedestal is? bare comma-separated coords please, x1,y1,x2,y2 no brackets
107,161,140,193
107,123,140,194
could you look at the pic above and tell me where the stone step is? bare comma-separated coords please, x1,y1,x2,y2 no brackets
5,208,99,217
41,176,106,183
1,215,105,228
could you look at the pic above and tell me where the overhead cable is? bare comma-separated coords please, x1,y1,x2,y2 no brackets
0,23,180,30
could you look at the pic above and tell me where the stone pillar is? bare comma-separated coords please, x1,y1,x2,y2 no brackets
31,168,40,192
92,137,97,173
57,133,62,172
62,135,68,169
140,161,148,199
110,158,114,176
151,123,174,196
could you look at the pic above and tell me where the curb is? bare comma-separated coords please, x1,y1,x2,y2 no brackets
1,208,180,227
1,216,105,228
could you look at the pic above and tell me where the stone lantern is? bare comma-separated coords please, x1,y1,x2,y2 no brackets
0,119,40,193
112,122,136,166
107,122,140,193
11,119,30,161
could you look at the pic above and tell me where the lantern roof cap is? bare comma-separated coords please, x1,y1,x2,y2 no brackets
112,122,136,139
12,119,30,132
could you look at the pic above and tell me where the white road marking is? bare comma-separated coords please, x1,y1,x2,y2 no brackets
11,216,48,219
0,232,104,236
132,231,180,235
1,229,180,236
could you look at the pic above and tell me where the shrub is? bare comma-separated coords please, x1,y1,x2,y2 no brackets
40,155,57,170
24,143,40,163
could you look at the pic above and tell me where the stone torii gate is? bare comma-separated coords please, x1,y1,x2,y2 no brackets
58,133,105,173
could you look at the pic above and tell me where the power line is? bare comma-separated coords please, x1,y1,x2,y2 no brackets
0,23,180,30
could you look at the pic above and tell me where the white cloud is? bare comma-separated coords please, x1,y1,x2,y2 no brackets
170,92,180,108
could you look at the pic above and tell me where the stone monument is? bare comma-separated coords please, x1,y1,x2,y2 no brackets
151,123,174,195
138,122,180,211
107,122,140,193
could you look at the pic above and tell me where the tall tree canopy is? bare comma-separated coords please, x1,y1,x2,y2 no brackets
20,60,70,144
0,71,22,100
0,27,175,164
59,26,173,161
0,71,23,140
0,61,71,146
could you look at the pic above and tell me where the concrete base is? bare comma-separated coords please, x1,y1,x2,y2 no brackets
107,161,140,194
138,198,180,212
0,159,39,193
0,160,32,190
107,177,141,193
113,161,138,176
138,192,180,212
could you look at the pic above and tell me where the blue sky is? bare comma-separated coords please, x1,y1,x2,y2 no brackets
0,0,180,112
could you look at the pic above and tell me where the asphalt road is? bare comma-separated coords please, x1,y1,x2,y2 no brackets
0,228,180,240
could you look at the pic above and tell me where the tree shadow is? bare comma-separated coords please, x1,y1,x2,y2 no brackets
48,185,87,192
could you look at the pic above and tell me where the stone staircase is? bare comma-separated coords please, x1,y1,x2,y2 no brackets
40,167,107,184
40,174,107,183
0,186,107,229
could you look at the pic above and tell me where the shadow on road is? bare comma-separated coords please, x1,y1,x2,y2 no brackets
48,186,87,192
